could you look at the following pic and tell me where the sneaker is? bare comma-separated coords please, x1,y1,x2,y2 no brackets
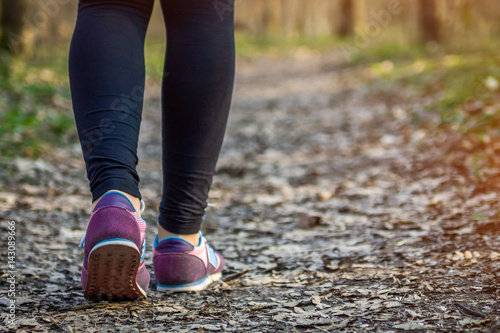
152,232,224,292
80,191,150,300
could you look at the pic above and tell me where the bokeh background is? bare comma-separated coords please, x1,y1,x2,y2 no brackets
1,0,500,160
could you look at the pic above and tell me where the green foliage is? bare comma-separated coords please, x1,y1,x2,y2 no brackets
144,38,166,80
0,52,76,158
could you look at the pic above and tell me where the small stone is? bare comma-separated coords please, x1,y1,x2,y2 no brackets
452,251,464,261
311,295,321,305
464,251,472,259
489,251,500,260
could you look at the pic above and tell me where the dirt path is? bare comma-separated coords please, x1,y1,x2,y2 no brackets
1,52,499,332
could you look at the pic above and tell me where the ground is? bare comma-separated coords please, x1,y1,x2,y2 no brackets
1,52,499,332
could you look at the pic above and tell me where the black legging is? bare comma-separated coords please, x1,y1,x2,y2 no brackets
69,0,235,234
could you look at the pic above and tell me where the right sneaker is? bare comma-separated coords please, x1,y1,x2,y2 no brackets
80,191,150,300
153,232,224,292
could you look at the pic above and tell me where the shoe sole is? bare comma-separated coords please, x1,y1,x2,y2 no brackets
84,240,146,300
156,272,222,292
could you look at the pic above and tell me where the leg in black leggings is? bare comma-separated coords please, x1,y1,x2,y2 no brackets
69,0,154,202
159,0,235,234
70,0,235,235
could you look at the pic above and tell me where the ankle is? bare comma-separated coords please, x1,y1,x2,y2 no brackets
158,225,200,246
92,190,142,216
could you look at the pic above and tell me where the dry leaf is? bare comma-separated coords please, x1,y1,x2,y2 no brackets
297,212,324,229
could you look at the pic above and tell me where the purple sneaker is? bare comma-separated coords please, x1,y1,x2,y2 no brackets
80,191,150,300
153,233,224,292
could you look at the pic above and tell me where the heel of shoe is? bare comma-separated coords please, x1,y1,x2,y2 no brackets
84,240,146,300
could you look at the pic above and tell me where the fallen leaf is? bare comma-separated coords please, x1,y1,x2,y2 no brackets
297,212,324,229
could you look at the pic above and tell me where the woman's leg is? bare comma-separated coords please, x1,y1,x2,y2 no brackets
69,0,154,207
69,0,154,300
153,1,234,291
158,0,235,240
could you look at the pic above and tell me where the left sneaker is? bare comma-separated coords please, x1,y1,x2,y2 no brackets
80,191,150,300
153,232,224,292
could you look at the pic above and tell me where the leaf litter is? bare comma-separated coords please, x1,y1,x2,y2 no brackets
0,52,499,332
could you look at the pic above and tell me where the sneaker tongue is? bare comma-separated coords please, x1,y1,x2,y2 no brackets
156,238,195,253
94,192,135,212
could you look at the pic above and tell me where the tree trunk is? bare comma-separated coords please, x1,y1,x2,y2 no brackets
418,0,440,43
337,0,354,37
0,0,29,54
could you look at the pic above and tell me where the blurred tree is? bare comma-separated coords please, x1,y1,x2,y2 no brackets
0,0,29,54
418,0,440,43
334,0,366,38
337,0,355,37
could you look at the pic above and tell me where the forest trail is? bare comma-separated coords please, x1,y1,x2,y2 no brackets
1,52,499,332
